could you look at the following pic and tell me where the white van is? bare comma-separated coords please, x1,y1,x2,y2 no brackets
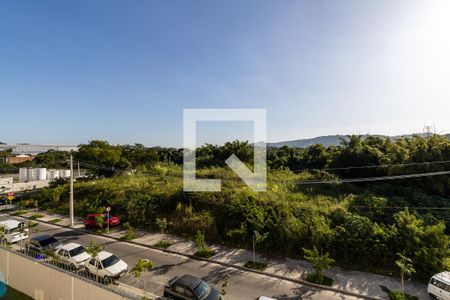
428,272,450,300
0,219,28,243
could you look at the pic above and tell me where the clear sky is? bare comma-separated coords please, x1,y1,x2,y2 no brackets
1,0,449,147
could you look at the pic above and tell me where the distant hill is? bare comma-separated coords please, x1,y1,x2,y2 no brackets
268,133,450,148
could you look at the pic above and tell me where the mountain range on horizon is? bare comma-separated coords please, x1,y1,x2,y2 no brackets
267,133,450,148
1,133,449,150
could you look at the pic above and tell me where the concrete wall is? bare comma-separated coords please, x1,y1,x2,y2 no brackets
0,248,132,300
0,179,49,194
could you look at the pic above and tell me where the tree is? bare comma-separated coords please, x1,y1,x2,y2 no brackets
194,230,215,258
75,140,124,176
393,208,450,279
155,217,167,234
252,230,268,265
303,247,335,282
194,230,207,252
34,150,70,169
130,258,154,292
85,240,104,282
94,214,105,230
121,222,138,240
395,253,415,297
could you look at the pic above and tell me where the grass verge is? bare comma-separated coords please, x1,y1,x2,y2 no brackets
304,272,334,286
244,260,268,271
11,210,27,216
194,248,216,258
48,218,63,224
153,240,173,249
29,213,45,220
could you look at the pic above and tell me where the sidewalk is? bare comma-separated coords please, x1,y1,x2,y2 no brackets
20,209,429,299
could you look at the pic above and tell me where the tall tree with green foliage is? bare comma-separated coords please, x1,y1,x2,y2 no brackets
85,240,104,282
130,258,154,291
303,247,335,282
395,253,415,297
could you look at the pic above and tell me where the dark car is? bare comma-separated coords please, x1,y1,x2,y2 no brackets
164,275,223,300
83,213,120,228
25,234,62,254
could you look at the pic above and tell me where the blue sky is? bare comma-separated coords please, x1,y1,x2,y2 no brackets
1,0,449,147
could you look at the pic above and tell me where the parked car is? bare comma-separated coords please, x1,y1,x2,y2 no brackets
428,271,450,300
83,213,120,228
0,219,28,243
257,297,277,300
164,275,223,300
54,243,92,269
84,251,128,280
25,234,62,253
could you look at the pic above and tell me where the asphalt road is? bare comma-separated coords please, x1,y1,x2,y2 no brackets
1,215,361,300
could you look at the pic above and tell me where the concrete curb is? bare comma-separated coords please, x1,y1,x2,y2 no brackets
13,212,384,300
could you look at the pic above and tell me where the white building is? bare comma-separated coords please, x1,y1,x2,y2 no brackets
0,144,78,155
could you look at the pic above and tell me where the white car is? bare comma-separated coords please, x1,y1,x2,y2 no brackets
55,243,91,269
84,251,128,280
428,271,450,300
0,219,28,243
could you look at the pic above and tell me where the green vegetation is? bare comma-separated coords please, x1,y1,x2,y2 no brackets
29,213,44,220
303,247,335,285
244,260,268,271
27,221,39,228
153,240,173,249
48,218,63,224
11,210,27,216
305,272,334,286
395,253,415,297
121,222,138,241
155,217,168,234
34,135,450,281
382,285,419,300
130,258,154,290
388,291,419,300
193,231,216,258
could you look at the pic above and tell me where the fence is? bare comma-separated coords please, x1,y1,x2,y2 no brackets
0,245,146,300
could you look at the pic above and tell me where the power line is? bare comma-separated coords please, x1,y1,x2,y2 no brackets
350,206,450,210
289,170,450,185
290,160,450,172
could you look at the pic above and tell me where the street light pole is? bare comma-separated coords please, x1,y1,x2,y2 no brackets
70,152,74,227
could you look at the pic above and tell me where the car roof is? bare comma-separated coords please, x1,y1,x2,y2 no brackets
31,234,55,242
433,272,450,285
97,251,114,260
61,243,83,251
0,219,23,229
177,275,202,290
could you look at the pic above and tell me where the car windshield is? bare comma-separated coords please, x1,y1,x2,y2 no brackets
193,280,210,300
39,237,58,247
69,246,86,257
101,254,120,268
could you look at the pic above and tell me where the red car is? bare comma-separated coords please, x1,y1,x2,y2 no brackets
83,213,120,228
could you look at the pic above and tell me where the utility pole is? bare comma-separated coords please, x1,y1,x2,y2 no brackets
77,161,81,178
70,152,74,227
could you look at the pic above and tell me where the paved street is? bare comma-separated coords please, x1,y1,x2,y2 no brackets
0,214,362,300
